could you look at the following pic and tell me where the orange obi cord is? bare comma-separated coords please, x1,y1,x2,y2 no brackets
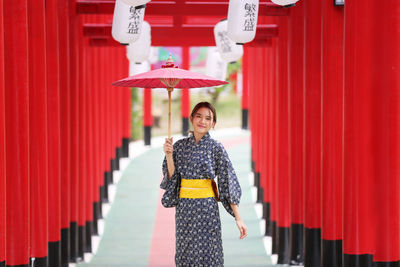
179,179,216,199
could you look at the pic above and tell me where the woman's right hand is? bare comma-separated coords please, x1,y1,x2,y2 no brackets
163,137,173,156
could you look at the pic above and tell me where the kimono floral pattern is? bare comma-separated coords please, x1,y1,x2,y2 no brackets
160,132,242,266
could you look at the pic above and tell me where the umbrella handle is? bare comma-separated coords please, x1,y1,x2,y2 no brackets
168,88,173,138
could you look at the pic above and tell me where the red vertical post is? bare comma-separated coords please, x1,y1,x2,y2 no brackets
110,48,118,173
288,2,305,265
270,36,279,255
69,0,80,261
58,0,71,264
241,47,249,130
116,47,125,160
260,45,270,228
143,87,153,145
83,34,94,254
93,47,103,217
28,0,49,264
257,47,265,205
276,15,290,264
46,0,62,265
107,48,113,185
89,45,100,236
77,17,87,258
122,77,131,157
263,38,275,238
252,47,261,202
99,46,109,203
0,0,5,265
344,1,400,266
230,72,237,95
255,46,264,205
4,0,30,265
247,47,255,172
259,46,265,221
104,47,113,189
304,0,322,265
343,1,375,265
181,46,190,136
321,1,344,266
143,61,153,146
371,2,400,264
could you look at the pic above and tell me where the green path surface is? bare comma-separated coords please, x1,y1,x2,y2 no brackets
78,132,274,266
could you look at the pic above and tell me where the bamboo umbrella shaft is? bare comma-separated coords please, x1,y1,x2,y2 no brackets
168,88,173,138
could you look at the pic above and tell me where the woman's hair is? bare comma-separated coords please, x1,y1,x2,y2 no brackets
190,101,217,124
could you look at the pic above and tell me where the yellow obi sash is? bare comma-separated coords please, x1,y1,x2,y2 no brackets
179,179,216,199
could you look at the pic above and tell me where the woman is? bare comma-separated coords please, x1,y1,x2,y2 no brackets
160,101,247,266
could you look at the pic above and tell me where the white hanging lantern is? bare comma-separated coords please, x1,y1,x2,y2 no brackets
148,47,159,64
205,47,228,83
112,0,145,45
129,60,150,76
271,0,299,7
126,21,151,63
120,0,150,8
227,0,259,44
214,19,244,62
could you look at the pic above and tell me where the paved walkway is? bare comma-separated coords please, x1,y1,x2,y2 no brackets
77,128,274,267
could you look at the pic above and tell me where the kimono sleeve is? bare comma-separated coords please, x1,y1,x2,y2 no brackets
215,142,242,217
159,143,181,208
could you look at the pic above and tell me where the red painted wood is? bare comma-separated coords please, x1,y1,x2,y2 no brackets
321,0,343,242
181,47,190,118
304,0,322,230
264,42,273,204
270,36,278,225
251,46,258,172
372,2,400,260
117,47,125,147
276,16,290,228
46,0,62,244
104,47,112,172
241,47,249,110
59,0,72,231
78,17,87,228
123,87,132,138
28,0,49,258
92,46,101,202
373,2,400,262
94,46,104,190
343,0,375,257
288,1,304,226
143,82,153,126
69,0,80,225
4,0,30,264
84,24,278,47
85,37,95,222
76,0,289,16
344,0,400,261
260,46,267,201
0,0,5,262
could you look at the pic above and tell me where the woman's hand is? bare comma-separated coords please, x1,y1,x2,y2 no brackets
235,219,248,239
163,137,173,156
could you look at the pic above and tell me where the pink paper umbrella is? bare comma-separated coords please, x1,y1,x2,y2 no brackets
112,54,228,138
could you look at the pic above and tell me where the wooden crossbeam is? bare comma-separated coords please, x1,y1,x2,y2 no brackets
76,0,289,16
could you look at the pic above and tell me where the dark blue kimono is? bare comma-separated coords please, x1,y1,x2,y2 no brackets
160,132,242,266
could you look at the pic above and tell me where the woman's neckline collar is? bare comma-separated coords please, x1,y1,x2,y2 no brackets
190,132,210,145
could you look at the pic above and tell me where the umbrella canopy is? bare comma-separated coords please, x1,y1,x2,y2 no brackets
112,55,228,138
112,62,228,89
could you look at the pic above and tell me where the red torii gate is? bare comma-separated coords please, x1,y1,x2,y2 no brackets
3,1,399,267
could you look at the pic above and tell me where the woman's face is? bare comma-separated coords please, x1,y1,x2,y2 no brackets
190,107,215,135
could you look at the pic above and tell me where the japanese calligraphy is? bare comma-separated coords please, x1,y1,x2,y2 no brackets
218,31,232,53
243,3,257,31
127,7,142,34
